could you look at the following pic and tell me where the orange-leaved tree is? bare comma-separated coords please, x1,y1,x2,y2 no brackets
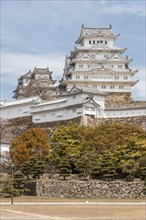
10,128,50,169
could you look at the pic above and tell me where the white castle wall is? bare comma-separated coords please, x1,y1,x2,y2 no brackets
105,107,146,118
0,97,40,119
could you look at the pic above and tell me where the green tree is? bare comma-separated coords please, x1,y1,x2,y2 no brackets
100,152,117,180
58,158,71,180
21,157,46,179
51,123,85,173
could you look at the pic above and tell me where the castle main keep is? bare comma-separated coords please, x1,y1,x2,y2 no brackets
1,25,146,125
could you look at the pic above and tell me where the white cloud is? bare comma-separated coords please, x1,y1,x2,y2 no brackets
99,1,145,17
132,67,146,100
1,52,66,86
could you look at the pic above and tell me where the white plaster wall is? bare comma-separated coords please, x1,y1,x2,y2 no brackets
0,104,32,119
83,38,114,47
105,108,146,118
32,106,83,123
0,142,10,153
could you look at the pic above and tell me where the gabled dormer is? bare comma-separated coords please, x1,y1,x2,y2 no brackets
107,53,131,62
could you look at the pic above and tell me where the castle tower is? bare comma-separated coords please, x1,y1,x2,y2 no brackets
59,25,138,94
13,67,57,99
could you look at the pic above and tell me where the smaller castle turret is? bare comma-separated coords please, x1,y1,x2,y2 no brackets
13,67,57,99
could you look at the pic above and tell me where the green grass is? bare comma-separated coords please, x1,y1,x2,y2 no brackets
0,196,145,203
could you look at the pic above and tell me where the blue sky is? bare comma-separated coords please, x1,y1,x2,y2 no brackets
1,0,146,101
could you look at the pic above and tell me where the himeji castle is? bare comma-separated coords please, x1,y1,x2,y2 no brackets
0,25,146,124
60,25,138,93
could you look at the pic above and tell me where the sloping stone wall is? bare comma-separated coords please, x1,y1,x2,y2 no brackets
36,179,145,198
1,116,82,142
87,116,146,129
105,92,146,108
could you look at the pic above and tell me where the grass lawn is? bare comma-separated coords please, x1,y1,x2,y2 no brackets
0,196,145,203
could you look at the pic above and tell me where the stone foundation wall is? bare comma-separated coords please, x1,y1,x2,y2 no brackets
1,116,82,142
36,179,145,198
87,116,146,129
105,92,146,108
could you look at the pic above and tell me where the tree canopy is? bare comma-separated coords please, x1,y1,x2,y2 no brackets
10,128,50,169
50,122,146,180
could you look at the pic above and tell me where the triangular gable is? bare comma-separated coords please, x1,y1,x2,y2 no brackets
91,67,115,74
91,43,109,50
68,85,81,94
107,53,126,61
92,33,107,38
22,71,32,78
77,53,96,61
84,98,100,107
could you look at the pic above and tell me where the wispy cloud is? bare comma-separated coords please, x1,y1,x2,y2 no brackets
99,0,145,17
132,67,146,100
1,52,65,85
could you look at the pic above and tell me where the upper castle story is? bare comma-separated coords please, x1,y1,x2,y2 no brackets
60,25,138,94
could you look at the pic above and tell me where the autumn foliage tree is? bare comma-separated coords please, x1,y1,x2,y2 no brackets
10,128,50,171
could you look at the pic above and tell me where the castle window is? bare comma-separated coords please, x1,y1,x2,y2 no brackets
115,76,119,80
97,41,99,43
84,76,88,79
93,40,95,44
105,41,107,44
118,65,122,68
89,40,91,44
110,85,115,89
79,65,83,68
87,65,90,68
101,85,106,89
100,40,103,43
76,75,80,79
124,76,128,80
119,85,123,89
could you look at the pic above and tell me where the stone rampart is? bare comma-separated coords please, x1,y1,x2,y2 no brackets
105,92,146,108
87,115,146,129
36,179,145,198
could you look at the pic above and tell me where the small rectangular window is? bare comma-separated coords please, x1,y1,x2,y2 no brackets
110,85,115,89
105,41,107,44
76,75,80,79
124,76,128,80
79,65,83,68
97,41,99,43
93,40,95,44
89,40,91,44
100,40,103,43
118,65,122,68
84,76,88,79
119,85,123,89
101,85,106,89
115,76,119,80
104,55,108,58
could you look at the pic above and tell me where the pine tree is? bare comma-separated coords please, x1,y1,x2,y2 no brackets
58,158,71,180
100,153,117,180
